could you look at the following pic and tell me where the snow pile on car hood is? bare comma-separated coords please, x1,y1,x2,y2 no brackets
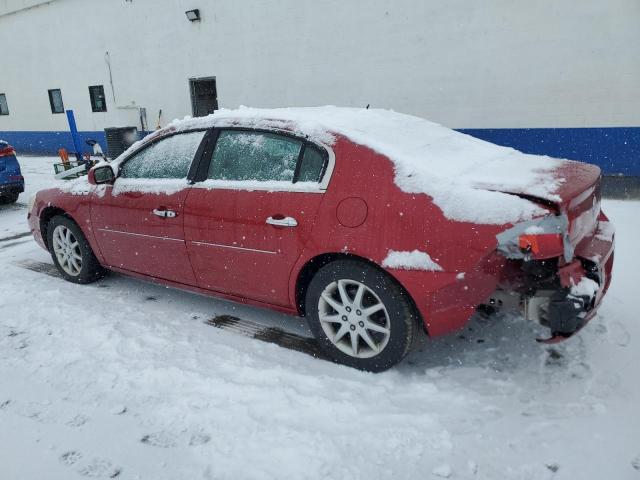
145,106,566,224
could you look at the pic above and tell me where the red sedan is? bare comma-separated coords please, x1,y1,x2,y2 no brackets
27,107,614,371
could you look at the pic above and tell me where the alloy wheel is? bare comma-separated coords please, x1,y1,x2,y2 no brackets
317,279,391,358
52,225,83,276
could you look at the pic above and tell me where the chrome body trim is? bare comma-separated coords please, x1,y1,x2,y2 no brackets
189,240,277,255
96,228,184,242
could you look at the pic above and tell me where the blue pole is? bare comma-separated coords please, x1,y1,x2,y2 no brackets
66,109,83,161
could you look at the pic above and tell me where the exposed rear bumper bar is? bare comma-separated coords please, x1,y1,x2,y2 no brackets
536,216,614,342
487,215,614,342
537,307,598,343
535,290,595,343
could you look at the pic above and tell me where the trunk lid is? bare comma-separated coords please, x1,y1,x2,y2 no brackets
555,161,602,248
485,159,600,209
491,159,602,246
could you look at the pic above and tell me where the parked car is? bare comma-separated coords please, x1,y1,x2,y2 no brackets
27,107,614,371
0,140,24,204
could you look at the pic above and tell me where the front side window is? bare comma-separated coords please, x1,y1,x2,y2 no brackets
120,131,206,179
88,85,107,112
0,94,9,115
48,89,64,114
208,130,302,182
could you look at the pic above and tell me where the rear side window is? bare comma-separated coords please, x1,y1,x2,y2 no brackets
208,130,302,182
296,145,326,183
120,131,206,179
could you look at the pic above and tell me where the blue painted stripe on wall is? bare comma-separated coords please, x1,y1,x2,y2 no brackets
1,126,639,175
458,127,640,176
0,130,108,157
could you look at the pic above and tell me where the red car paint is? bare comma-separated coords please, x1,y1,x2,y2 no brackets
92,188,196,284
27,128,614,341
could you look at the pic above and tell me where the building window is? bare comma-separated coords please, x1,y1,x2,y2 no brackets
0,94,8,115
88,85,107,112
190,77,218,117
48,89,65,114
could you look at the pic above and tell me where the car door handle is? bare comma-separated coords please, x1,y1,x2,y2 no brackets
152,208,177,218
266,216,298,227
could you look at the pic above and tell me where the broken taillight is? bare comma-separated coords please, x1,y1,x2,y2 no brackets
496,214,572,261
518,233,564,257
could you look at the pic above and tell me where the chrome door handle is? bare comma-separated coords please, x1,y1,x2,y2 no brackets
266,216,298,227
152,208,177,218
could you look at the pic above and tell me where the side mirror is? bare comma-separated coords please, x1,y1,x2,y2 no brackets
89,165,116,185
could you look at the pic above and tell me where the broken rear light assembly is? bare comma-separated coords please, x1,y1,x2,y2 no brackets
518,233,564,257
496,214,571,261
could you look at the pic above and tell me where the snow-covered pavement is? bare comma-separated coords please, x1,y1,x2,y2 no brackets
1,157,639,479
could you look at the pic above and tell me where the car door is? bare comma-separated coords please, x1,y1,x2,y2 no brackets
184,128,332,306
91,130,207,284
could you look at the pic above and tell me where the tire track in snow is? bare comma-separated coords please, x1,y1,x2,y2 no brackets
205,314,325,359
0,231,31,243
15,259,61,278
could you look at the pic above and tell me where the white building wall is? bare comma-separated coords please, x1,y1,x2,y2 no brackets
1,0,638,134
0,0,53,16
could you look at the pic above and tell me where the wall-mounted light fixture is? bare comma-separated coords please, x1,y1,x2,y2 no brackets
185,9,200,22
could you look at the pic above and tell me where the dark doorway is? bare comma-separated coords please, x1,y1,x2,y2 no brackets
190,77,218,117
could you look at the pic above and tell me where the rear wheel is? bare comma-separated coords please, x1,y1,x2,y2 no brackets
305,259,419,372
47,215,106,284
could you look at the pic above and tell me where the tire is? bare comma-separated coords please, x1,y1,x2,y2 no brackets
47,215,107,284
0,192,19,204
305,259,419,372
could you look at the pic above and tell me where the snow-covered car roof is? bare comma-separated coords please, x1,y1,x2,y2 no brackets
121,106,568,224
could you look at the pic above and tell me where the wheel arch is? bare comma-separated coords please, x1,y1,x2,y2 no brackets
294,252,425,332
39,206,74,251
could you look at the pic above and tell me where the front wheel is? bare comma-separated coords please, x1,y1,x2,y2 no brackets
305,259,419,372
47,215,106,284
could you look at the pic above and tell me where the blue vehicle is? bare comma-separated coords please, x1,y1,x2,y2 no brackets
0,140,24,204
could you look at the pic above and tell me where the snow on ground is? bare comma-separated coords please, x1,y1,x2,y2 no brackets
1,156,639,480
0,156,62,239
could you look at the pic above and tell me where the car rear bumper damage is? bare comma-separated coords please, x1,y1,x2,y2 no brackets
488,214,614,342
526,252,613,342
538,217,614,341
